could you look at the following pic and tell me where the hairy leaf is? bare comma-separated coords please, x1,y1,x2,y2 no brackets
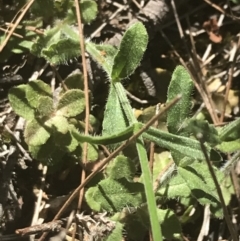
157,209,182,240
81,0,98,24
219,118,240,142
105,155,136,180
24,119,51,146
111,22,148,81
158,173,191,198
86,41,117,76
37,96,54,117
102,83,129,148
64,70,84,90
42,38,80,65
31,26,61,57
217,139,240,153
105,222,123,241
143,125,207,161
85,178,145,212
186,119,220,146
45,116,69,134
8,85,35,120
26,80,52,108
56,89,85,117
178,162,223,217
29,138,65,164
167,66,194,136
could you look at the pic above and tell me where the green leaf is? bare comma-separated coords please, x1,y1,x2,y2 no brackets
111,22,148,81
8,85,35,120
29,139,65,165
24,119,51,146
105,222,123,241
105,155,136,180
31,26,61,57
85,178,145,212
186,119,220,146
217,139,240,153
157,209,182,240
36,96,54,117
86,41,117,76
178,162,223,217
167,65,194,136
26,80,52,108
143,125,207,161
102,83,129,148
80,0,98,24
56,89,85,117
41,38,80,65
45,116,69,134
64,70,84,90
158,172,191,199
219,118,240,142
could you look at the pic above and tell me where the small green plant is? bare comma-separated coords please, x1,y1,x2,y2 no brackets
7,2,240,241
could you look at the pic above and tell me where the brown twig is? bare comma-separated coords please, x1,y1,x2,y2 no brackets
38,95,181,241
74,0,90,213
220,39,239,123
16,220,63,236
0,0,35,52
203,0,240,20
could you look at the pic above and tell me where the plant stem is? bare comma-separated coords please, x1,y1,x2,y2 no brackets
198,136,238,241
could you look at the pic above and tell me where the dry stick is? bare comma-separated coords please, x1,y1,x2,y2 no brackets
203,0,240,20
0,27,23,38
74,0,90,215
38,95,181,241
220,40,239,123
0,0,35,52
197,135,239,241
185,16,219,124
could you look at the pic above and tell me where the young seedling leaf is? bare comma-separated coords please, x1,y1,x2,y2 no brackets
80,0,98,24
85,178,145,212
143,125,207,161
31,26,61,57
217,139,240,153
86,41,117,76
41,38,80,65
45,115,69,134
105,222,123,241
186,119,220,146
64,70,84,90
29,141,65,165
8,85,35,120
167,66,194,136
56,89,85,117
105,155,136,180
26,80,52,108
36,96,54,117
157,208,182,240
24,119,51,146
178,162,223,217
157,173,192,198
219,118,240,142
102,83,129,148
111,22,148,81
